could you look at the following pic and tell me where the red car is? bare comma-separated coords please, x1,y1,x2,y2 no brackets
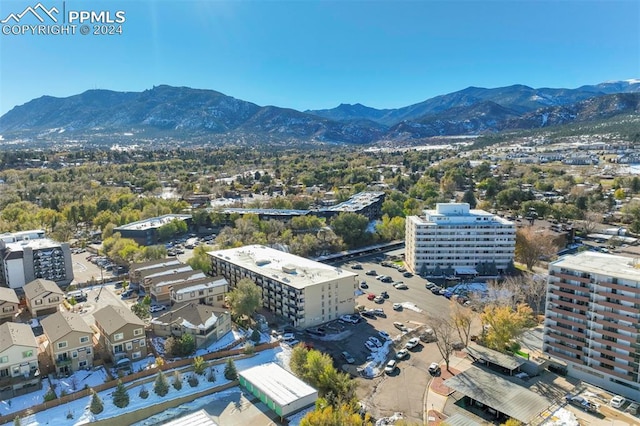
367,293,376,300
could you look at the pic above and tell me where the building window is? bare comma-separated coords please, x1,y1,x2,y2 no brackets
217,295,224,301
2,306,14,313
139,340,146,347
86,347,91,354
22,350,33,358
79,361,87,368
79,336,89,344
134,328,143,336
57,341,67,349
126,342,133,350
114,333,124,341
72,351,78,358
178,295,183,300
132,351,141,359
35,300,42,305
0,356,8,364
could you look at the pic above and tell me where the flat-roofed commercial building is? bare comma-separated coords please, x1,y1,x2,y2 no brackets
0,230,73,289
543,251,640,400
405,203,515,276
239,363,318,418
208,245,357,327
113,214,192,246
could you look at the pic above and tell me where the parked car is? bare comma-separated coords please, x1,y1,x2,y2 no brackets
306,328,326,337
341,351,355,364
360,281,368,289
365,270,377,276
394,322,408,332
120,290,136,300
396,349,409,360
367,293,376,300
393,282,408,290
149,304,167,313
365,340,378,351
430,286,442,294
419,329,437,343
361,310,377,319
374,296,384,304
425,282,437,290
384,360,398,374
610,395,626,408
405,337,420,350
378,330,390,340
368,336,382,347
372,308,385,317
428,362,441,375
381,276,393,283
402,271,413,278
393,303,402,311
351,264,363,270
380,291,389,298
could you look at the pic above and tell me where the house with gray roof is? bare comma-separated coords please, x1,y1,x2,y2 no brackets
93,305,147,363
23,278,63,318
0,322,40,398
0,287,19,323
41,312,94,375
150,303,231,348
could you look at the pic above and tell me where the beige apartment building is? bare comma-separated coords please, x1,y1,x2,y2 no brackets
41,311,94,375
543,251,640,400
94,305,147,363
405,203,515,276
208,245,358,328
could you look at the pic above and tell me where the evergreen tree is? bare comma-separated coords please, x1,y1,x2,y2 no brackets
139,385,149,399
112,380,130,408
207,366,217,383
13,416,20,426
89,390,104,414
224,359,238,380
153,371,170,397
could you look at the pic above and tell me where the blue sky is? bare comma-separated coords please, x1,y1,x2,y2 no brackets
0,0,638,115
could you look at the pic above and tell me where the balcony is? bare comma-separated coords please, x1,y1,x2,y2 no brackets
545,341,585,357
592,309,639,327
545,347,583,364
55,357,72,367
549,306,588,319
595,281,640,295
553,272,592,285
548,313,587,329
593,327,636,342
546,328,586,345
549,289,590,303
591,337,632,352
597,299,638,315
590,346,635,363
589,363,637,381
0,369,40,388
595,290,640,304
550,298,590,312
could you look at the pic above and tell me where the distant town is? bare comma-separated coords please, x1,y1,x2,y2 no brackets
0,133,639,426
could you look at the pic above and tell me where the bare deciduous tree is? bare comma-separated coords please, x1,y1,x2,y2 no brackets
450,301,474,347
427,315,458,371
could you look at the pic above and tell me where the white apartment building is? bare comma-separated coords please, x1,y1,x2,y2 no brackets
405,203,515,276
0,230,73,289
543,252,640,399
208,245,357,328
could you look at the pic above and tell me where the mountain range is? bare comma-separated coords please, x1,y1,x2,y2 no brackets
1,80,639,145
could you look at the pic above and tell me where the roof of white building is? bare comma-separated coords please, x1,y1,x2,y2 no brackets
162,409,218,426
208,245,357,289
414,203,513,226
3,238,64,253
551,251,640,282
239,363,317,407
114,214,191,231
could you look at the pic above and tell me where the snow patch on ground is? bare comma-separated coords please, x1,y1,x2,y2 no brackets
400,302,422,313
540,407,579,426
375,412,405,425
287,405,315,425
359,340,392,378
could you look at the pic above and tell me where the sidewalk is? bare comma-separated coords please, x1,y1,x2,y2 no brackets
424,351,474,425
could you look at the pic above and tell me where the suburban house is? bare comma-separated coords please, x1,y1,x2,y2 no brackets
148,269,205,304
93,305,147,363
0,322,41,398
140,264,193,294
0,287,19,323
40,311,94,375
150,303,232,348
23,278,64,318
129,258,182,288
169,276,228,307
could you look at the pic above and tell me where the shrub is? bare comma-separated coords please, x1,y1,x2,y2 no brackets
43,387,57,402
112,380,129,408
139,385,149,399
188,374,199,387
193,356,206,375
243,343,255,355
224,359,237,381
250,329,261,343
66,409,73,419
172,370,183,391
89,391,103,414
153,371,169,397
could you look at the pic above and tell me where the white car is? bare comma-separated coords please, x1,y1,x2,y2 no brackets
405,337,420,349
149,305,166,313
396,349,409,360
610,395,626,408
392,303,402,311
365,340,378,351
384,360,397,374
368,336,382,347
428,362,441,375
378,330,390,340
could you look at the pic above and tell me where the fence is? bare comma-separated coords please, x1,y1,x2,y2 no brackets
0,340,279,425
